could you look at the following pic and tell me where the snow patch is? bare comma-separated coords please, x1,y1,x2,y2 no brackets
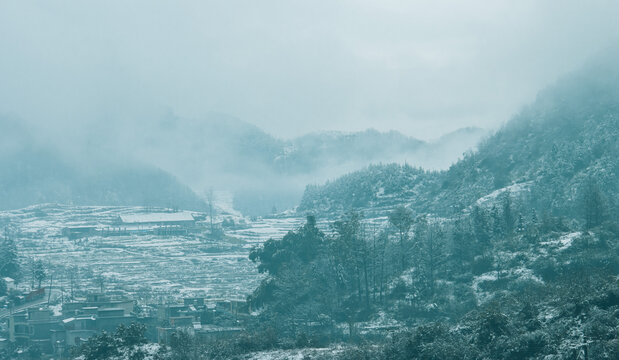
475,181,532,206
472,271,498,305
512,267,543,284
244,347,345,360
541,232,581,251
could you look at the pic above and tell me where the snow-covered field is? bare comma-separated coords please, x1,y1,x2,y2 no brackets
0,204,305,301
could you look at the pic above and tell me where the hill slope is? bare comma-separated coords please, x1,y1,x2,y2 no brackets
246,54,619,360
299,57,619,222
0,118,206,211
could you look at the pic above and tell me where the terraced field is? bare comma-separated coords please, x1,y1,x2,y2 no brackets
1,204,305,302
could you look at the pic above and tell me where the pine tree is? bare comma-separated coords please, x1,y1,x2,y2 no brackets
33,260,46,289
491,205,503,239
501,191,514,235
389,206,413,271
0,229,20,280
421,222,446,296
0,278,7,296
450,216,474,273
583,178,605,230
515,213,525,234
472,206,491,254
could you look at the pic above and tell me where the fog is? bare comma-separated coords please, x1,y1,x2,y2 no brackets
1,1,618,213
2,1,618,138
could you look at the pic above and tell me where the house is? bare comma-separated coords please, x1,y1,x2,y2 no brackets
2,277,15,290
8,313,28,344
157,304,190,322
183,297,205,307
111,212,198,236
195,325,243,342
96,309,136,333
8,293,140,356
62,293,135,316
61,226,98,239
27,308,62,354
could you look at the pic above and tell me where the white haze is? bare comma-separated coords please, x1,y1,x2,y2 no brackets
1,1,618,214
1,1,618,141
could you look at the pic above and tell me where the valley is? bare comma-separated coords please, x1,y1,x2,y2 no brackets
1,204,305,302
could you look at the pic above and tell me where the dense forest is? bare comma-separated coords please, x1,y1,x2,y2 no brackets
238,58,619,359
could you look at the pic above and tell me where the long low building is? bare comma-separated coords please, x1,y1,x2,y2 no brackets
61,211,202,238
117,212,196,227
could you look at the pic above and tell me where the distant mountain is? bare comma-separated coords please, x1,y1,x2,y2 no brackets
0,111,485,214
117,114,486,215
299,56,619,221
273,129,425,174
0,118,206,211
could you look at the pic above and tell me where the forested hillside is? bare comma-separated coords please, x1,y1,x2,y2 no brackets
0,118,206,211
240,57,619,359
299,58,618,224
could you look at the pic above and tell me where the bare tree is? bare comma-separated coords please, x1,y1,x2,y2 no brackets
68,266,79,299
389,206,413,271
205,187,216,235
583,178,605,230
424,221,446,297
95,273,105,293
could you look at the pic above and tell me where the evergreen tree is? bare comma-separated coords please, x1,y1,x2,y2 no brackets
74,323,148,360
421,221,446,296
449,216,474,273
0,278,6,296
515,213,525,234
583,178,605,230
0,230,20,280
490,205,503,239
332,212,365,305
388,206,414,271
471,206,491,253
501,191,514,235
33,260,46,289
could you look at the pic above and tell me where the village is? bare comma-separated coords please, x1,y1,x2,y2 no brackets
1,288,249,358
0,204,307,358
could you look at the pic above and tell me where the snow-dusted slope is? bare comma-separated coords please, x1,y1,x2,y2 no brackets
2,204,305,300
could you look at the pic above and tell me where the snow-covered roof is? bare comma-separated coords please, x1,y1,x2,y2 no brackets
119,212,195,224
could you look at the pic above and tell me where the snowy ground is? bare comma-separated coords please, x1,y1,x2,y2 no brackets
242,346,347,360
475,181,532,207
0,204,306,302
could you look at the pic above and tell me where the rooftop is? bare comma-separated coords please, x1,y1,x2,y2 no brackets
119,212,195,224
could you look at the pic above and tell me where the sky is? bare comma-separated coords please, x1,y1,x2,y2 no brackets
1,1,619,140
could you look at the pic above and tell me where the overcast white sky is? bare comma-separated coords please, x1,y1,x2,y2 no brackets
1,0,618,140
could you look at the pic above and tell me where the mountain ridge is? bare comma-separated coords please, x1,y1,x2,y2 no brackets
298,57,619,223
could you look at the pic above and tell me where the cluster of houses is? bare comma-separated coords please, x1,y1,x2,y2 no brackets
61,211,206,239
1,292,249,358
